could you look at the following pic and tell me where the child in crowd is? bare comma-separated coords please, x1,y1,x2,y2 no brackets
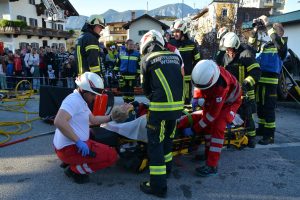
47,65,56,86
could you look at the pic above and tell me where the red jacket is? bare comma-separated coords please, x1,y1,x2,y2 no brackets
178,67,241,131
13,56,22,72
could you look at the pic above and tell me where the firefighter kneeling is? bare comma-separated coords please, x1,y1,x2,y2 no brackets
177,60,242,177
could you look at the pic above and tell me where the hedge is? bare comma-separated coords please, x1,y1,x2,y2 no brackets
0,19,27,29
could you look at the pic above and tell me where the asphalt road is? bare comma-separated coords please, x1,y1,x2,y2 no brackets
1,96,300,200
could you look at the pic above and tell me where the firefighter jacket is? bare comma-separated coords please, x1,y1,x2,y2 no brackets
141,45,184,120
177,67,242,131
170,38,200,80
75,24,101,75
248,25,287,84
115,49,140,79
220,45,261,100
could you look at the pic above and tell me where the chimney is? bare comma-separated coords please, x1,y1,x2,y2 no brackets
131,11,136,21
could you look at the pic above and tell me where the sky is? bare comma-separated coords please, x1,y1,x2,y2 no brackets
69,0,211,16
69,0,300,16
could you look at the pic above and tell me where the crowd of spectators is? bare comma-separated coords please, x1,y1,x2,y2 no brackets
0,41,140,91
0,45,76,91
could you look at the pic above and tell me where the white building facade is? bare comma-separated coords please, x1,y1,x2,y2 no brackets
0,0,78,51
240,0,285,14
123,14,169,44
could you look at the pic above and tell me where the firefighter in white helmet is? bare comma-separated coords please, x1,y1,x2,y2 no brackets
170,20,201,105
53,72,117,184
218,32,261,148
177,60,241,176
139,30,184,197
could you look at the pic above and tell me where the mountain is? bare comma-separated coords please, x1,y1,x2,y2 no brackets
65,3,199,30
65,15,88,30
102,3,199,23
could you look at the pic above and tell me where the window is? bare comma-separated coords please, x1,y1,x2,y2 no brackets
221,8,228,17
52,23,57,30
29,0,35,5
51,43,58,49
57,24,64,30
244,13,250,22
29,18,38,27
17,15,26,23
59,43,65,48
138,30,149,36
31,42,39,49
19,42,29,49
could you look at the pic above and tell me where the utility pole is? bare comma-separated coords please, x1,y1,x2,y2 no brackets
181,0,184,20
146,1,148,14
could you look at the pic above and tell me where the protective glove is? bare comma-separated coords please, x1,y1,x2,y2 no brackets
192,98,199,111
183,128,194,137
75,140,90,157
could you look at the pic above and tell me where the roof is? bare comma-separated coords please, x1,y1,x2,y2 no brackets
54,0,79,16
123,14,169,30
192,8,209,20
242,9,300,29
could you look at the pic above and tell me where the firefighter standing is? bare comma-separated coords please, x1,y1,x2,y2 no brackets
248,16,287,145
170,20,201,104
139,30,184,197
75,15,105,76
115,39,140,103
177,60,242,176
219,32,261,148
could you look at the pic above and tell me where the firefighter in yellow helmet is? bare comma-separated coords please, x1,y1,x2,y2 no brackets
75,15,105,76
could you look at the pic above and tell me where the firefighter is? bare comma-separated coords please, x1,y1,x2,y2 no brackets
53,72,117,184
114,39,140,103
139,30,184,197
75,15,105,76
170,20,201,105
219,32,261,148
215,26,229,65
248,16,288,145
177,60,242,176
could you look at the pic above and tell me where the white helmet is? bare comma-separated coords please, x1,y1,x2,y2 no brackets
75,72,104,95
87,14,105,28
217,27,229,40
222,32,240,49
173,20,188,34
192,60,220,90
140,30,165,55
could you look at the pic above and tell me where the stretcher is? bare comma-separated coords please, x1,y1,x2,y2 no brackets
90,114,249,173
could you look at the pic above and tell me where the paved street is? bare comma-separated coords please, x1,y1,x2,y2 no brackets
0,96,300,200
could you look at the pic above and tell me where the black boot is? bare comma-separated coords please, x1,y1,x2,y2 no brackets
60,162,69,168
64,166,90,184
247,136,256,148
195,165,218,177
140,181,167,198
258,136,274,145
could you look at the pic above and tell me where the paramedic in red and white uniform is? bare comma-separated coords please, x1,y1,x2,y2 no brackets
177,60,241,177
53,72,117,184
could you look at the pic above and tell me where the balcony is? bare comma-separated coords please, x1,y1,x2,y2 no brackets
109,30,127,35
0,26,72,39
264,0,283,9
